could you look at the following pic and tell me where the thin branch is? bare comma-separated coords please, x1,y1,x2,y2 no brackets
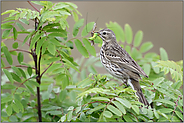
40,62,53,77
13,76,37,95
1,49,31,57
27,1,40,12
56,50,63,61
14,49,31,54
171,95,182,120
2,65,35,70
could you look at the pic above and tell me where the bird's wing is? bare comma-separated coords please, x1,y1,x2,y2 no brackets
104,46,148,78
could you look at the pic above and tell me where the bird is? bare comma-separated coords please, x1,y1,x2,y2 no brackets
97,28,149,106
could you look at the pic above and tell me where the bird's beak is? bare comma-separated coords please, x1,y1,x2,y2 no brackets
95,31,100,36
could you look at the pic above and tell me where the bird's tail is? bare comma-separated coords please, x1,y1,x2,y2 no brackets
128,79,149,106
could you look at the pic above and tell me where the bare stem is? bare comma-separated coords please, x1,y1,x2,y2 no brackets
1,49,31,57
40,62,53,77
27,1,40,12
2,65,35,70
171,95,182,120
13,76,36,95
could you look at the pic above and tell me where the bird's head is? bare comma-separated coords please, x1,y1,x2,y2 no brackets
97,29,116,43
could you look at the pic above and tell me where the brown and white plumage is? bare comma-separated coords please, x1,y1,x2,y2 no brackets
98,28,149,106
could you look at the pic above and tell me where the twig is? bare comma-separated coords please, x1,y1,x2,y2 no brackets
2,65,35,70
56,50,63,61
27,1,40,12
171,95,182,120
13,76,37,95
40,62,53,77
1,49,31,57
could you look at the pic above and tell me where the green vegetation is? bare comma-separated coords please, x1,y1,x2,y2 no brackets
1,1,183,122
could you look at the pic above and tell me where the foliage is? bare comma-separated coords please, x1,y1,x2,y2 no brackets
1,1,183,122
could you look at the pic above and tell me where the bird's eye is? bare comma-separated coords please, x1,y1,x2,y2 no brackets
103,32,107,35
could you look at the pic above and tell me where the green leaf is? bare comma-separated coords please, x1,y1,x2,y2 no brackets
1,95,13,104
22,35,30,46
132,105,139,115
72,11,78,22
103,111,113,118
46,63,62,73
27,67,32,76
11,66,21,77
47,43,56,55
41,11,60,22
89,105,106,113
151,62,160,74
36,36,46,55
52,3,69,10
48,32,66,37
91,97,110,101
12,42,18,49
140,42,153,53
152,77,164,87
15,99,24,112
15,13,20,20
2,46,13,65
3,16,15,22
107,105,122,116
12,103,19,113
30,31,44,50
66,41,73,49
123,115,133,122
60,115,66,122
115,97,132,108
154,99,175,106
2,30,11,39
63,59,80,73
124,24,133,44
73,19,84,37
131,47,142,60
11,72,21,82
160,47,168,61
24,82,35,95
88,65,97,74
19,18,29,25
75,106,81,114
59,89,67,101
6,105,12,116
175,111,183,120
3,69,14,83
154,108,159,119
74,39,89,58
20,11,27,18
143,63,151,76
82,38,96,56
1,22,14,29
111,101,126,114
67,111,73,121
42,41,48,54
1,10,15,15
17,52,24,64
81,22,95,37
134,30,143,47
18,68,26,79
61,75,69,90
125,45,131,55
159,108,173,113
46,111,62,115
148,108,153,118
16,22,25,31
106,21,125,42
49,37,61,46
